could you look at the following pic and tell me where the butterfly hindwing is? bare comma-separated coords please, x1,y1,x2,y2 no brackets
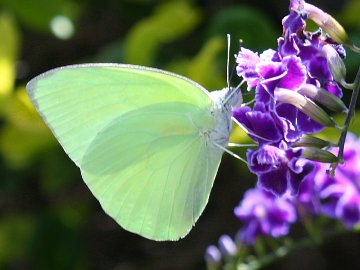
81,102,224,240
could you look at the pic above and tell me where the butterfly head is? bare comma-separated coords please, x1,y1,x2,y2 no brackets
210,87,243,110
225,87,243,108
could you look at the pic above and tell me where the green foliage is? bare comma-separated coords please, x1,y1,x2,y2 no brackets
207,5,278,51
317,111,360,143
28,214,87,270
0,215,35,265
340,0,360,30
123,1,201,65
166,36,226,90
0,88,55,168
0,12,19,111
0,0,78,31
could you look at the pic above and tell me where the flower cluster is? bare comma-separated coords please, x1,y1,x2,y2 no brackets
205,0,360,268
205,133,360,268
234,132,360,244
234,188,296,244
312,133,360,228
232,0,347,196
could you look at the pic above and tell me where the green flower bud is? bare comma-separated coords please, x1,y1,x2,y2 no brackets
304,3,360,53
298,83,348,112
293,135,334,148
322,45,346,81
274,88,339,129
302,147,338,163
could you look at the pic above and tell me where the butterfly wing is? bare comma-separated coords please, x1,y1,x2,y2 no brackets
26,64,225,240
26,64,211,166
81,102,224,240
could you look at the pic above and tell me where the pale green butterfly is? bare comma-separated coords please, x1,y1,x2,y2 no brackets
26,63,243,241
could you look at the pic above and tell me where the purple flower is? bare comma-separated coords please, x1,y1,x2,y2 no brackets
236,48,260,90
232,102,283,145
232,133,360,248
247,141,314,196
313,133,360,228
234,188,296,244
233,0,346,197
292,165,321,214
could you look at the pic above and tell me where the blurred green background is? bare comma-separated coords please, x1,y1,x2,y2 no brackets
1,0,360,269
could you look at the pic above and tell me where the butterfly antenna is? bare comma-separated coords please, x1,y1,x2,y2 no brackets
233,79,245,93
226,34,231,90
228,142,257,147
222,79,245,106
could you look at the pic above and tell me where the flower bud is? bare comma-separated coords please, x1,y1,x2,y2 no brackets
302,147,338,163
204,245,222,269
293,135,333,148
298,83,348,112
290,0,305,11
274,88,338,128
322,44,345,79
218,235,237,258
321,45,353,89
304,3,360,53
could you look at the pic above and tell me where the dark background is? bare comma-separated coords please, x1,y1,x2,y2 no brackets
1,0,360,269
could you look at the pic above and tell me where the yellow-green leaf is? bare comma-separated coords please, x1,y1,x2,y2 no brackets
167,36,226,90
0,12,20,109
124,1,201,65
0,88,55,168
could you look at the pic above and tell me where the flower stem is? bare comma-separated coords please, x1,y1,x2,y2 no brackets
330,66,360,175
253,237,266,257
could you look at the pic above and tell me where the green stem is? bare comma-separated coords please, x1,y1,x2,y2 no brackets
253,237,266,257
298,205,321,244
248,226,349,270
330,66,360,175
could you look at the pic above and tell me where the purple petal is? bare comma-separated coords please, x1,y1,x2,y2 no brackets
234,188,296,244
308,55,332,82
276,103,303,142
336,194,360,228
234,103,283,145
282,11,306,33
278,55,307,90
324,81,343,98
297,110,325,133
247,148,274,174
288,161,315,195
258,167,289,196
260,49,280,62
278,32,300,57
257,61,283,80
232,106,252,127
236,47,260,90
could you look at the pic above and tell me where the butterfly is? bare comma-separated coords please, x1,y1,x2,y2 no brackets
26,63,242,240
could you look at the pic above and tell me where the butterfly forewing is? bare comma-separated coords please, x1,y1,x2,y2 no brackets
26,64,211,166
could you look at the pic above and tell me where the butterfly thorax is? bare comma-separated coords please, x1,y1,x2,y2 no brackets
205,87,242,148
